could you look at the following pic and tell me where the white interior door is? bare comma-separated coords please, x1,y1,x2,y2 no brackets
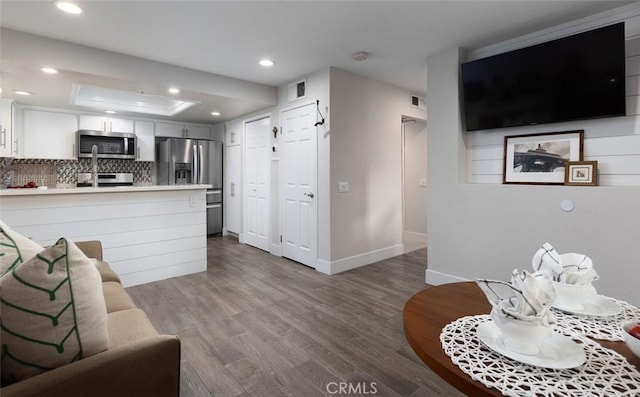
244,117,270,251
281,103,317,267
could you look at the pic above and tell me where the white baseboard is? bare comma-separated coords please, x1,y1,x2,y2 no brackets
238,233,245,244
425,269,468,286
403,231,427,243
317,244,405,275
316,259,331,274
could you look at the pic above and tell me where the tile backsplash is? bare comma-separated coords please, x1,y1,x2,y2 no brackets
0,158,152,187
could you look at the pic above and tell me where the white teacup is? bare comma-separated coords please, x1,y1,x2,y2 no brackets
552,281,597,310
491,309,551,355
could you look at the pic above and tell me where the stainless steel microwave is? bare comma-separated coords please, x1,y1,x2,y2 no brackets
77,130,136,160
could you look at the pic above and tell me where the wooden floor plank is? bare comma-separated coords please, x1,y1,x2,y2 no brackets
126,236,465,397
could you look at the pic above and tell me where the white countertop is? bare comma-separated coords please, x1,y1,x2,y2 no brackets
0,184,212,196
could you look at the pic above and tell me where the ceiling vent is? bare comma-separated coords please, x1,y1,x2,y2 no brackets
71,84,199,116
288,79,306,102
410,94,426,110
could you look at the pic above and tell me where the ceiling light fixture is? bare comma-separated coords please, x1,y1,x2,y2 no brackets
53,1,83,14
41,67,59,74
104,110,117,114
13,90,33,96
351,51,370,61
210,111,221,117
168,88,180,94
259,59,275,67
71,84,199,116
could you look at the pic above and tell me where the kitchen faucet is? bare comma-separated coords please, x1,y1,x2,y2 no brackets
91,144,98,188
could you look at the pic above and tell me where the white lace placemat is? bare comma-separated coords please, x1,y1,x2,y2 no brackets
552,298,640,341
441,315,640,397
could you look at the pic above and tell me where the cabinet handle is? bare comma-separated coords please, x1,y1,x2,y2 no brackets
109,121,113,132
72,143,75,158
103,121,106,131
231,182,235,197
14,139,18,156
1,128,6,149
137,146,140,160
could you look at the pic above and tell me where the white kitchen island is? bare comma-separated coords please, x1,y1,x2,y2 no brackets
0,184,211,287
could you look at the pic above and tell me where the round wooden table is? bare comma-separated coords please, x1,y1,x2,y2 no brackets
403,281,640,397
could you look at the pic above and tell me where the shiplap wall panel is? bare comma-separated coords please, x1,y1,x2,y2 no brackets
16,212,204,243
106,237,204,266
586,155,640,173
119,261,205,288
584,135,640,155
599,174,640,185
468,18,640,186
0,188,207,287
471,159,503,175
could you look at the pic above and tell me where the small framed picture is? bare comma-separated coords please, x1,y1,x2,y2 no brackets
503,130,584,185
565,161,598,186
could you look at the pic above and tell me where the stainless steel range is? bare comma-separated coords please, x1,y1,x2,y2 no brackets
77,172,133,187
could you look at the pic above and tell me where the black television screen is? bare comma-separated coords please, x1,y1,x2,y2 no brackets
461,22,626,131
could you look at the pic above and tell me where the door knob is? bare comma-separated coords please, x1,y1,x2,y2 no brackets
304,192,315,198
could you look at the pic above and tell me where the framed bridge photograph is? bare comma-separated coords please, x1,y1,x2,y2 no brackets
503,130,584,185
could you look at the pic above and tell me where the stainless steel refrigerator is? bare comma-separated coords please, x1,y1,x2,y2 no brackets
156,138,223,235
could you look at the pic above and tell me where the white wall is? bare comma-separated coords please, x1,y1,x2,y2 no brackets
227,66,428,274
403,119,427,239
328,68,425,269
426,6,640,304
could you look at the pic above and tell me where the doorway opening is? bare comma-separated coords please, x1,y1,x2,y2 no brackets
401,116,427,253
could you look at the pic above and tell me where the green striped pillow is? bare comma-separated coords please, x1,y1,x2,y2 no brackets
0,220,43,276
0,237,108,384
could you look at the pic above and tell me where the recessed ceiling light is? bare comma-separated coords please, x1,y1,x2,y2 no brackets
13,90,33,96
259,59,275,67
210,111,221,117
41,67,58,74
104,110,117,114
168,88,180,94
53,1,83,14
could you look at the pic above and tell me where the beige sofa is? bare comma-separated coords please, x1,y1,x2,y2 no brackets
1,241,181,397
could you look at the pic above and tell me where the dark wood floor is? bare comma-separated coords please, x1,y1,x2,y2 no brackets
126,236,464,397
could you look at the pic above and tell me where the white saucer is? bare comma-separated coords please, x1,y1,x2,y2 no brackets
553,295,622,317
476,321,586,369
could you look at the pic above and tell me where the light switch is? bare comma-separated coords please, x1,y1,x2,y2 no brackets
338,181,349,193
419,178,427,187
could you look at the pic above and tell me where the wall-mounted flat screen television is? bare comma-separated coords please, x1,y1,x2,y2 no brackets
461,22,625,131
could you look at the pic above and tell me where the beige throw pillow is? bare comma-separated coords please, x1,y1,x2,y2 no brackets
0,220,43,276
0,237,108,384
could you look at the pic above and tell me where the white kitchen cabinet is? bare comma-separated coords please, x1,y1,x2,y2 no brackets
224,144,242,234
155,122,211,139
23,110,78,159
155,122,185,138
185,124,211,139
134,120,155,161
0,99,15,157
79,115,134,133
225,120,242,147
